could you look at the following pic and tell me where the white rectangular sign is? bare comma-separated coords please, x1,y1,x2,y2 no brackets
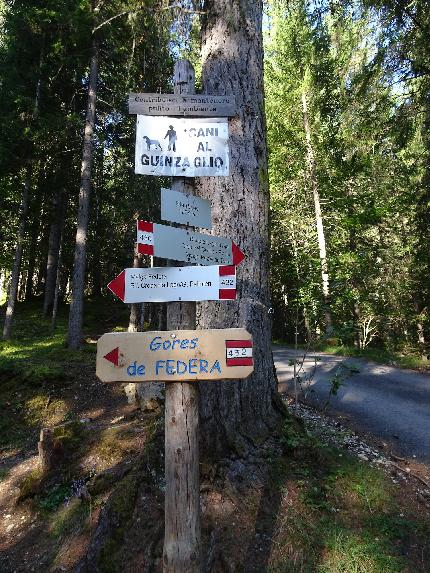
137,220,244,266
107,265,237,303
135,116,229,177
161,188,212,229
129,93,236,117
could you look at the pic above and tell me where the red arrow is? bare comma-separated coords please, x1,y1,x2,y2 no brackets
104,347,119,366
107,270,126,301
232,241,245,266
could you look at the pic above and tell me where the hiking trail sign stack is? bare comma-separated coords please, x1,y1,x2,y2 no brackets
97,60,248,573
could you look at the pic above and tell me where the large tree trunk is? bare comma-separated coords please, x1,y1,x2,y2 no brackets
68,38,98,349
196,0,283,459
301,89,333,332
44,188,65,315
3,171,30,339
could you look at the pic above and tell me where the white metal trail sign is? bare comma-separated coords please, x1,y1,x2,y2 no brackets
161,188,212,229
107,265,237,303
135,116,229,177
137,220,245,266
96,328,253,383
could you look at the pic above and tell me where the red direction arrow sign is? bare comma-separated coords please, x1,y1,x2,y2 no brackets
107,265,237,303
137,220,245,266
104,347,119,366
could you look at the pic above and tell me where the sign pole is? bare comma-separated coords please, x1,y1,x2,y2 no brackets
163,60,201,572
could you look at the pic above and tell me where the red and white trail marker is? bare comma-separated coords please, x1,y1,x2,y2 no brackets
137,220,245,266
225,339,253,367
107,265,237,303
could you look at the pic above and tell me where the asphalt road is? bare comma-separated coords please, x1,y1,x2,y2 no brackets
273,346,430,463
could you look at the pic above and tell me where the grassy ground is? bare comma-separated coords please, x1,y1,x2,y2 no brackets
273,340,430,371
0,300,429,572
258,420,430,572
0,298,128,452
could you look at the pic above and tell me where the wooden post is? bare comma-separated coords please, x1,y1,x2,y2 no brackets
38,428,54,473
163,60,201,572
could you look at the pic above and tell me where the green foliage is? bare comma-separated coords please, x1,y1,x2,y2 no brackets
49,497,89,538
280,416,314,451
312,343,430,371
52,420,85,451
266,0,430,355
0,299,128,451
38,481,71,512
19,468,44,500
317,529,405,572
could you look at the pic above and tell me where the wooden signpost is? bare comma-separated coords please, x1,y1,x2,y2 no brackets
136,220,245,266
161,188,212,229
99,60,241,572
96,328,253,383
128,93,236,117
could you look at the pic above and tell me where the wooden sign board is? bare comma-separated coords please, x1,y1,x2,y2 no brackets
96,329,254,383
161,188,212,229
129,93,236,117
107,265,237,303
137,220,245,266
135,116,229,177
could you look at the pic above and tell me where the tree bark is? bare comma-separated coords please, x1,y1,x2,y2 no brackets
163,59,201,573
44,188,65,315
3,172,30,339
196,0,282,458
301,89,333,332
25,208,41,301
67,38,98,349
51,231,63,332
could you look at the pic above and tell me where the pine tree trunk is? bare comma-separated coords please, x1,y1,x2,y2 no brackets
44,188,65,315
196,0,283,459
25,209,41,301
68,39,98,349
3,172,31,339
301,89,333,332
51,232,63,332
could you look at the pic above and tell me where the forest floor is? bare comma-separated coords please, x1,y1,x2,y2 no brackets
0,301,429,572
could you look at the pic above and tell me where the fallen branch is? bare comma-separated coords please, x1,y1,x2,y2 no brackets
390,461,430,490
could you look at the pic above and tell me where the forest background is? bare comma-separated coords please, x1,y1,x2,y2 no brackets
1,0,429,362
